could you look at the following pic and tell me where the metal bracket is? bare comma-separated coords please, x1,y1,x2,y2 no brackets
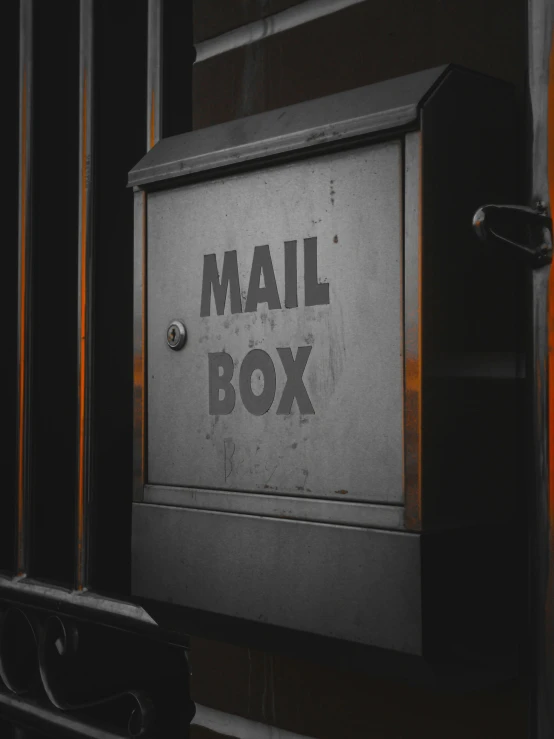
472,203,553,268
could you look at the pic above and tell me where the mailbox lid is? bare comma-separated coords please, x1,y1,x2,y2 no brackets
147,141,404,503
128,65,448,188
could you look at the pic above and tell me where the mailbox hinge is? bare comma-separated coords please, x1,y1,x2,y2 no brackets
472,202,553,268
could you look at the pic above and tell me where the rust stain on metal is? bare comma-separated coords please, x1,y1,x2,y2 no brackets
134,191,147,497
335,489,348,495
306,130,326,143
404,135,423,532
17,64,28,575
404,359,422,529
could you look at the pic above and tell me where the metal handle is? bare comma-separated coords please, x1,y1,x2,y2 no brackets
472,203,552,268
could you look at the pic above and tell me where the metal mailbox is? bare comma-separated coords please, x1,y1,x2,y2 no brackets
129,66,520,661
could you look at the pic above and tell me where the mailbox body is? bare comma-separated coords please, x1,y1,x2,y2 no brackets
130,66,520,661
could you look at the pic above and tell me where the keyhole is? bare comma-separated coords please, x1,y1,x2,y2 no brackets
166,320,186,350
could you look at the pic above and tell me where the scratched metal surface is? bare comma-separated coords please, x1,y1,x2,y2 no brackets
147,141,404,503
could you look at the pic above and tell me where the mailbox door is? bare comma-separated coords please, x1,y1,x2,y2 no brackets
147,141,404,505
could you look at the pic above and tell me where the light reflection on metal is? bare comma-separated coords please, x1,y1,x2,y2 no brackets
17,0,33,577
192,703,315,739
194,0,367,64
76,0,94,592
0,573,158,628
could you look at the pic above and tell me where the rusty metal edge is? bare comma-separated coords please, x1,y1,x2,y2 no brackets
16,0,33,579
403,131,423,531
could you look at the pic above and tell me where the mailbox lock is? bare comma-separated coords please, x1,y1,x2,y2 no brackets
166,320,187,350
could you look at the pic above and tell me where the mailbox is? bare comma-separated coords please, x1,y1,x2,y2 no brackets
129,66,520,663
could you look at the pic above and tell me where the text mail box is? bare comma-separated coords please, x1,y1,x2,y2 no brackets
129,66,520,662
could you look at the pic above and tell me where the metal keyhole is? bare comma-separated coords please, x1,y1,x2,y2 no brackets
167,320,187,350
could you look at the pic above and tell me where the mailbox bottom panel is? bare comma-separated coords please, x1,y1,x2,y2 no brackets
131,503,422,654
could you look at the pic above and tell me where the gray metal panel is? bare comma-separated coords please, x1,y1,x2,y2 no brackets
143,485,405,530
132,503,423,653
128,66,447,188
147,142,404,503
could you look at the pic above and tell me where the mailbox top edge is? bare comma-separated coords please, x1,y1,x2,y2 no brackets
128,65,451,190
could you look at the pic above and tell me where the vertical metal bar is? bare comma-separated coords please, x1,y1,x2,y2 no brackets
134,0,163,502
531,266,553,738
528,0,554,735
17,0,33,577
147,0,163,149
76,0,94,592
133,190,146,503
